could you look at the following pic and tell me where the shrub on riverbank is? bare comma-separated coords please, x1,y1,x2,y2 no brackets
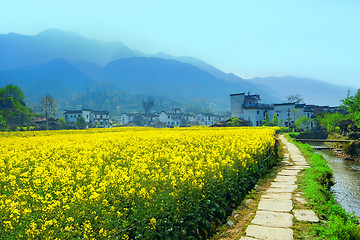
287,135,360,240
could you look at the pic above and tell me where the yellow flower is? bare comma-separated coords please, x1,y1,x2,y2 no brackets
0,126,278,238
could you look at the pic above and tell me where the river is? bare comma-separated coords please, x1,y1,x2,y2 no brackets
309,142,360,218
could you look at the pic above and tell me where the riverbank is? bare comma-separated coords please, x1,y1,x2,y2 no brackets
286,135,360,239
212,134,360,239
327,134,360,161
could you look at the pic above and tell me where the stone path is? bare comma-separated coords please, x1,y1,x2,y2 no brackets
240,135,319,240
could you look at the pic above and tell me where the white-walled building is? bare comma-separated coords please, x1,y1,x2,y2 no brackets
91,110,111,128
159,111,181,127
119,108,223,127
64,109,110,128
196,113,221,126
119,113,136,125
230,92,317,127
63,109,92,125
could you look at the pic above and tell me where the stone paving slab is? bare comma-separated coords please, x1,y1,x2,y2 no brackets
240,135,313,240
266,186,297,193
285,166,309,170
274,175,297,182
278,170,301,176
258,199,293,212
294,162,310,166
295,197,307,204
293,210,320,223
251,211,294,228
261,193,292,201
240,237,258,240
271,182,297,188
246,225,294,240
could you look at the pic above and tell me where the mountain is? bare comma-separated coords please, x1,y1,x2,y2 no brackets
97,57,277,110
0,58,96,102
72,60,102,78
145,52,244,82
0,29,354,112
250,76,356,106
0,28,136,70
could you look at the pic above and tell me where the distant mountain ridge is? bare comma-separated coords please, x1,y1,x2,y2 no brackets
0,28,354,113
0,28,134,69
250,76,355,106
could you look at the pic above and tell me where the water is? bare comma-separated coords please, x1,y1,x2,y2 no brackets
309,142,360,218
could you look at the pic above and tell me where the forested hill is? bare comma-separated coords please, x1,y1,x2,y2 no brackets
0,29,355,113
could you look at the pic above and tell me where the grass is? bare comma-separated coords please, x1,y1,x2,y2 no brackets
286,134,360,240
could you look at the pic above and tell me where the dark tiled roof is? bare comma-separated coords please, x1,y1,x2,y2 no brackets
92,110,109,115
64,110,82,114
230,92,245,96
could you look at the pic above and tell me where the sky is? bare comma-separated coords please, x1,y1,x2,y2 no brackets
1,0,360,88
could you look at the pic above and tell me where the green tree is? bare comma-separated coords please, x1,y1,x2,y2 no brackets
317,112,344,133
3,84,25,103
0,115,7,130
286,94,304,104
263,112,271,126
264,113,282,126
341,89,360,127
39,95,57,130
0,84,32,130
58,117,67,129
230,117,240,127
295,116,312,131
75,116,86,129
271,114,282,126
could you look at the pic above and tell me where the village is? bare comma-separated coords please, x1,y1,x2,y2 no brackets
230,92,338,128
61,92,339,129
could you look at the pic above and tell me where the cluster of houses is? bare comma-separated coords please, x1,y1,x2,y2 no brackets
119,108,227,127
63,109,111,128
62,92,338,129
230,92,338,128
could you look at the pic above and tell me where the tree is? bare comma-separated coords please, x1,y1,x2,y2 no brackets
263,112,271,126
3,84,25,103
317,112,344,133
75,116,86,129
295,116,312,131
264,113,282,126
230,117,240,127
142,97,154,114
39,95,57,130
286,94,304,104
271,114,282,126
58,117,67,129
341,89,360,127
0,84,32,130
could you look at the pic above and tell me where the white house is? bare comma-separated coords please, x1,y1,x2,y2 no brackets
159,111,181,127
230,93,272,126
91,110,110,128
230,92,317,127
63,109,110,128
119,113,136,125
195,113,221,126
142,113,160,126
118,108,224,128
63,109,92,126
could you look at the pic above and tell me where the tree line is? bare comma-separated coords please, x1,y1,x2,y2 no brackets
0,84,58,131
317,89,360,138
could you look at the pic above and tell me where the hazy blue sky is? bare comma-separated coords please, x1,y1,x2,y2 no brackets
1,0,360,88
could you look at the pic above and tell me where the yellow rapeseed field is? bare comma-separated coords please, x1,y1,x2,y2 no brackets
0,126,278,239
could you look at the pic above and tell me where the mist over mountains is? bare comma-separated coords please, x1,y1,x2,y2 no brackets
0,29,354,114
